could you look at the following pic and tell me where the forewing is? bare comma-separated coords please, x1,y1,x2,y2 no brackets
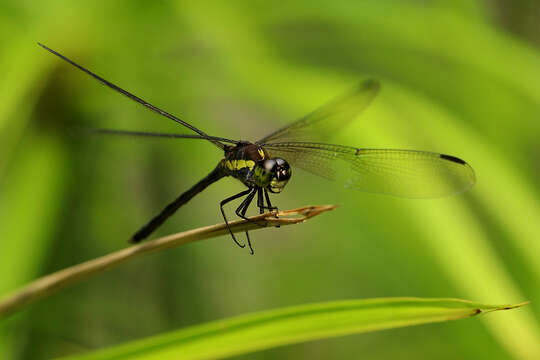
263,142,476,198
258,79,380,144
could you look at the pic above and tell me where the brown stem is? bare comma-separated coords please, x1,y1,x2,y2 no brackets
0,205,336,319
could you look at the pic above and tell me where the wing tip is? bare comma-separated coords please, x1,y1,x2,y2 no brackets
439,153,477,187
37,42,51,52
440,153,466,165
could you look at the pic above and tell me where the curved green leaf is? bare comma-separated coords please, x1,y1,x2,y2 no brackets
63,298,526,360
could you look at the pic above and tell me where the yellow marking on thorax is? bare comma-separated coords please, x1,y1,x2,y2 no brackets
246,160,255,170
257,148,265,159
226,159,256,171
236,160,246,169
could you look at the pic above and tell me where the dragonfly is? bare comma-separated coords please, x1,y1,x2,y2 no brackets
38,43,476,254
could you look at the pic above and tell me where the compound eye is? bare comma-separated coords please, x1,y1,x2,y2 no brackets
263,159,277,172
277,167,292,181
273,158,291,180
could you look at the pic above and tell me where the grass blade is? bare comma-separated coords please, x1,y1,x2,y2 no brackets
62,298,527,360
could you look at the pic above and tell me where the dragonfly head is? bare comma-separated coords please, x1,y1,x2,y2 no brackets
262,158,292,193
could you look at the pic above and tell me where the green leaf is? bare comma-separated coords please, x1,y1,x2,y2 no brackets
62,298,526,360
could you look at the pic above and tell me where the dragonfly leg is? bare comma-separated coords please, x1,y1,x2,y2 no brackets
236,188,266,228
264,188,280,228
263,188,278,213
257,187,264,214
235,189,258,255
220,188,253,248
235,188,257,218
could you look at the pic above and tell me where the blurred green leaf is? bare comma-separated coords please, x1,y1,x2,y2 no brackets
0,1,539,359
62,298,525,360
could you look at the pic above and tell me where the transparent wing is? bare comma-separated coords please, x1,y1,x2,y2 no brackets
258,79,380,144
262,142,476,198
38,43,226,150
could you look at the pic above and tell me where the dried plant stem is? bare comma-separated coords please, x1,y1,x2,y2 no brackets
0,205,336,319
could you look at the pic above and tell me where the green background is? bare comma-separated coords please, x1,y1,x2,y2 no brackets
1,0,539,359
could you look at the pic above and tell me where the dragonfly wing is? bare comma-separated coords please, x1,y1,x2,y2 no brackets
263,142,476,198
258,79,380,144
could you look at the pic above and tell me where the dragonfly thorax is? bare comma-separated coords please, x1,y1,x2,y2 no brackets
223,143,292,193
